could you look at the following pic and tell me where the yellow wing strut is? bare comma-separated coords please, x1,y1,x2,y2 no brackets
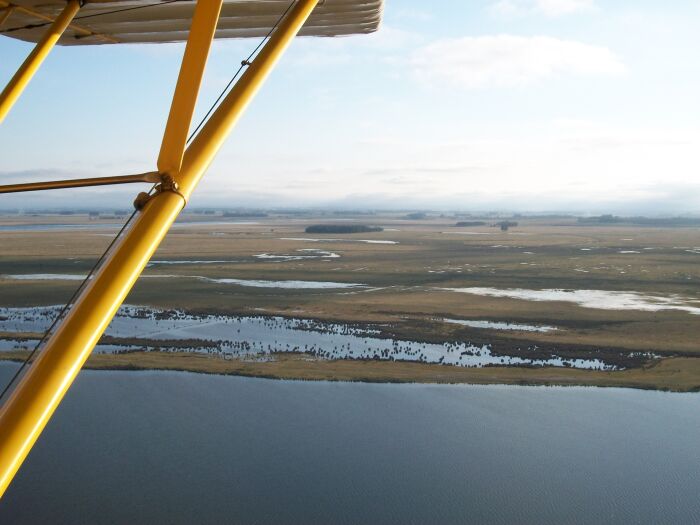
157,0,223,175
0,0,319,498
0,0,80,124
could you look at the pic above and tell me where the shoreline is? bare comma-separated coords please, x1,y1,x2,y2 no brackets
2,351,698,392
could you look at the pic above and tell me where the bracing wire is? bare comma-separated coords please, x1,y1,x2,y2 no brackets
186,0,297,145
0,0,297,402
74,0,187,22
0,186,155,402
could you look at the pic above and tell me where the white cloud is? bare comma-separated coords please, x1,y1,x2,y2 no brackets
411,35,624,89
491,0,596,17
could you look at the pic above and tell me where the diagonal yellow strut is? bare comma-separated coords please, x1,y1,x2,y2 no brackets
0,0,320,499
0,0,80,124
158,0,223,175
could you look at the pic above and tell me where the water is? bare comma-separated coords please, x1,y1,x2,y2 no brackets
444,318,558,332
0,275,365,289
194,277,365,289
254,249,340,261
280,237,399,244
443,287,700,315
147,260,232,266
1,273,86,281
0,306,615,369
0,364,698,524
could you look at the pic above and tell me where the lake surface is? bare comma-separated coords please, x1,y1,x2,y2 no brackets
0,364,698,524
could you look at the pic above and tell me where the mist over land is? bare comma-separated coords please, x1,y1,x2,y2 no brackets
2,167,699,217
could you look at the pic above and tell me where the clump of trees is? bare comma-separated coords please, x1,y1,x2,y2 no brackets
403,212,427,220
496,220,518,231
305,224,383,234
455,221,486,227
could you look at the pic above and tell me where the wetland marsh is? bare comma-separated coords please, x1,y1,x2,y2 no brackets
1,212,699,390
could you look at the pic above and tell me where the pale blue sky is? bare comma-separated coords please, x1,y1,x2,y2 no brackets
1,0,700,213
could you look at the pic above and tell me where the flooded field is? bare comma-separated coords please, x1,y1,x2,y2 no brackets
0,306,616,370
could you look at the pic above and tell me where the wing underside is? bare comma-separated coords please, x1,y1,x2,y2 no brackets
1,0,383,44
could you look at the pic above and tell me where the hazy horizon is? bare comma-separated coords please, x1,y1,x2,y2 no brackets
0,167,698,216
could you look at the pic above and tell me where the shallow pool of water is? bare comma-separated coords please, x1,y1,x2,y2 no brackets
442,287,700,315
280,237,398,245
445,318,558,332
194,277,364,289
1,273,87,281
0,306,613,370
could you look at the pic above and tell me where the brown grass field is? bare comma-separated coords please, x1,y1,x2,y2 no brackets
1,212,699,390
1,350,699,392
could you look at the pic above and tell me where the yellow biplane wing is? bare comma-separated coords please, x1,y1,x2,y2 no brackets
1,0,382,44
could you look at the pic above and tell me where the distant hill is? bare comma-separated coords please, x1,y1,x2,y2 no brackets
305,224,384,234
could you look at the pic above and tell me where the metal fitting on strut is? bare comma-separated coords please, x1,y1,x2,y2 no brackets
159,174,180,193
133,191,151,211
133,173,186,211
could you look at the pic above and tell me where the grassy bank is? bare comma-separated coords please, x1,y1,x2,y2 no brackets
2,351,699,392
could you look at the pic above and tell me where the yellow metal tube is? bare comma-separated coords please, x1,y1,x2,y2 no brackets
0,0,319,498
0,0,80,124
158,0,223,175
178,0,320,198
0,172,161,194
